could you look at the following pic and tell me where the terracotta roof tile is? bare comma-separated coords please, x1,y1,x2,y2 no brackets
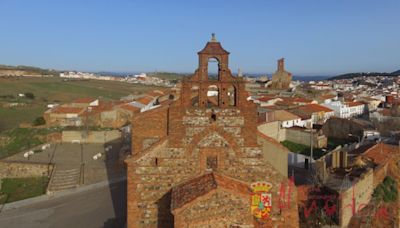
363,143,398,166
73,98,97,103
134,96,154,105
273,110,301,121
119,103,141,113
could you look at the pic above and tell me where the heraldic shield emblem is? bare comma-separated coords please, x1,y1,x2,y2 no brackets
251,181,273,220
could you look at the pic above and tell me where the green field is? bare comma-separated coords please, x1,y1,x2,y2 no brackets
0,77,161,132
0,128,56,158
0,176,49,204
281,140,326,159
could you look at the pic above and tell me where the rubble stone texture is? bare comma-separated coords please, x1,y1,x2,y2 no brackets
126,37,299,227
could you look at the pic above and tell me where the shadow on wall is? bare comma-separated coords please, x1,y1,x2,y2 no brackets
157,190,174,228
102,138,127,228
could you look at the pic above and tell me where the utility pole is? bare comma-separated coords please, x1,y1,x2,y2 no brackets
310,128,313,170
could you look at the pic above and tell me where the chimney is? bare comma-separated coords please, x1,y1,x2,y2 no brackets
340,151,348,168
278,58,285,72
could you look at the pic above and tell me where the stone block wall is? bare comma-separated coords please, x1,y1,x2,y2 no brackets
322,117,364,140
174,189,251,228
285,128,327,148
0,161,53,179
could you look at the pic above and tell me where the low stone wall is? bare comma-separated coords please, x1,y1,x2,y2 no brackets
62,130,121,143
339,169,374,227
0,161,53,179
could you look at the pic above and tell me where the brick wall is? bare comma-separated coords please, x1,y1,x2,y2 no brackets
131,106,168,154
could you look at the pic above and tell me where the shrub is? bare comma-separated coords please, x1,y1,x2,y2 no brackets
373,176,398,203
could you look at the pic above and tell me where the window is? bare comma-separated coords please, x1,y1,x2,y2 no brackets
227,85,236,106
206,156,218,171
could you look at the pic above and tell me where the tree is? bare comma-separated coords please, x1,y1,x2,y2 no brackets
33,117,46,126
24,92,35,99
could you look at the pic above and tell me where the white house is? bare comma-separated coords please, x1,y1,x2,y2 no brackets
129,96,158,112
272,110,303,128
322,101,365,118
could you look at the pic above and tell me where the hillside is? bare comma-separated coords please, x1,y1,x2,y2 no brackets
392,70,400,75
328,71,398,80
0,65,58,77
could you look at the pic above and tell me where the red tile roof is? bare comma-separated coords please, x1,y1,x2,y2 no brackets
119,103,141,113
73,98,97,103
52,106,84,114
135,96,154,105
297,104,334,113
273,110,301,121
346,101,364,107
363,143,398,166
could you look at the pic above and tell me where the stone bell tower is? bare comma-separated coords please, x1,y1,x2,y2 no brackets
171,33,258,147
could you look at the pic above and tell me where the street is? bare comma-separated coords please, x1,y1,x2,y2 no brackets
0,181,126,228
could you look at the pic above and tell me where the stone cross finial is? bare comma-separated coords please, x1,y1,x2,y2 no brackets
211,33,217,42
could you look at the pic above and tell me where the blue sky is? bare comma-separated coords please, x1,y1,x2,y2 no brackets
0,1,399,76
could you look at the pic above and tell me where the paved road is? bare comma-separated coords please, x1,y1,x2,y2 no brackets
0,181,127,228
